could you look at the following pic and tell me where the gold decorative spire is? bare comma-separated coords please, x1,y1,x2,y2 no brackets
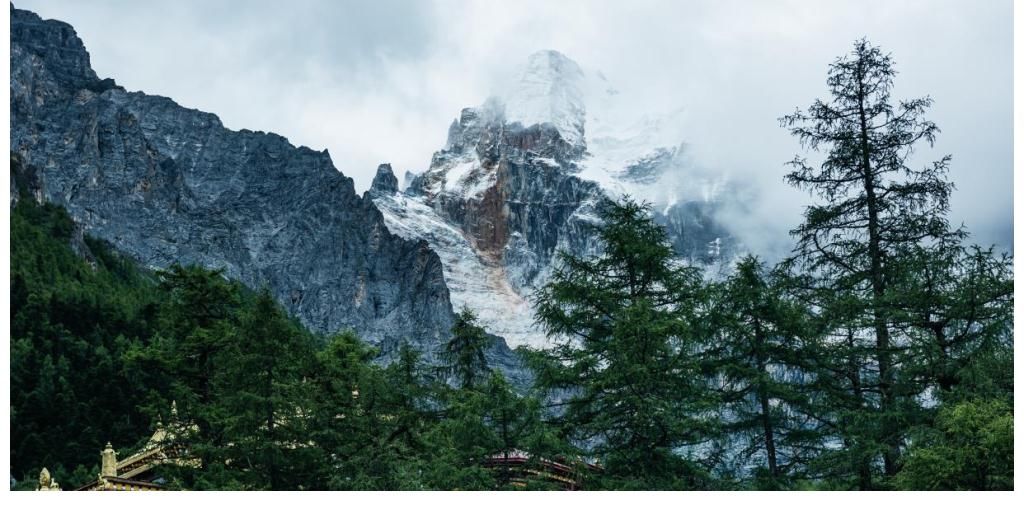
101,441,118,478
37,467,61,491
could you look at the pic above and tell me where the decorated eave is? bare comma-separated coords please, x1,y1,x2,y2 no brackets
482,449,602,490
77,476,166,492
70,438,174,491
37,402,196,491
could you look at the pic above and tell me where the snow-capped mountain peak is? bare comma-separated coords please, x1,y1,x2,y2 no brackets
503,50,587,148
376,50,739,348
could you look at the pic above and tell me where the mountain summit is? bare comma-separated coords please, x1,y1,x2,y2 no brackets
503,50,587,148
374,50,739,347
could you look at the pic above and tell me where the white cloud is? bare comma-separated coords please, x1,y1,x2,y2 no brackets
15,0,1013,251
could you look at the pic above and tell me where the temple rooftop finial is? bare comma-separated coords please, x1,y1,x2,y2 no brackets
37,467,61,491
101,441,118,478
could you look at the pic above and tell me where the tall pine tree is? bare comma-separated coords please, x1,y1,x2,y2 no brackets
439,307,491,390
214,289,318,489
708,256,822,488
780,38,961,484
533,197,716,489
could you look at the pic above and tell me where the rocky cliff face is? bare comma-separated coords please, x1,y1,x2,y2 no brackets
408,98,603,285
369,163,399,196
9,5,459,356
378,96,605,347
374,50,740,348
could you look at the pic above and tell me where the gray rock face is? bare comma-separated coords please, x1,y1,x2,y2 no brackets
369,163,399,196
407,102,605,294
9,6,100,91
656,201,736,267
9,5,458,355
406,99,735,296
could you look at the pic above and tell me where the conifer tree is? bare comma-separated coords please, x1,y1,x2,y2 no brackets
440,307,491,390
214,289,318,489
308,331,421,490
141,265,241,484
780,38,961,482
888,243,1013,399
152,264,240,410
476,372,565,488
709,256,821,488
533,197,716,489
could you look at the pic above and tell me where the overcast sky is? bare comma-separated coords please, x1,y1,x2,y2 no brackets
16,0,1013,252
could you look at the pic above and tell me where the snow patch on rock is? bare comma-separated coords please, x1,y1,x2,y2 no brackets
374,193,549,348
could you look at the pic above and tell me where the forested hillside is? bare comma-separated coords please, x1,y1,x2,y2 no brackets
10,178,1013,490
10,156,561,491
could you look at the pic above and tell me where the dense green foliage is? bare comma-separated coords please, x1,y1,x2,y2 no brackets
11,194,163,489
895,399,1013,490
9,39,1012,491
705,256,823,488
775,39,1013,489
10,186,561,490
440,308,491,390
532,198,717,489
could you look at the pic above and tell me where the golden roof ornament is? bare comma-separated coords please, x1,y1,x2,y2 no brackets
101,441,118,478
36,467,61,491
